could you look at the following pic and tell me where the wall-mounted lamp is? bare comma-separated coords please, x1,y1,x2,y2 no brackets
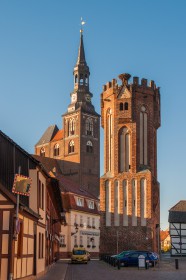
52,211,66,225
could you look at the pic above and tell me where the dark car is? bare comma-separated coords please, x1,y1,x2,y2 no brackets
119,251,159,267
111,250,135,262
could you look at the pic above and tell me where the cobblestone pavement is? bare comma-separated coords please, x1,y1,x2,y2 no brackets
39,258,186,280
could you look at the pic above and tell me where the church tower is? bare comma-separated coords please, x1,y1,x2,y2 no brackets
62,28,100,197
35,28,100,198
100,74,160,254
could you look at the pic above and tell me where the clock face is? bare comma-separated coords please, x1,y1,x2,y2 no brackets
71,94,77,102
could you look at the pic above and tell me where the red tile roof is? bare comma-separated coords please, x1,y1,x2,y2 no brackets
160,230,169,242
52,129,64,141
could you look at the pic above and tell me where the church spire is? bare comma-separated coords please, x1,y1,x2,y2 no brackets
76,30,86,66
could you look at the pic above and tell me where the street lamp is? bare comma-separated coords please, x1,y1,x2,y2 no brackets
71,223,79,236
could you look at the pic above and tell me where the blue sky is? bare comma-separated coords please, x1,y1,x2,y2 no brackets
0,0,186,230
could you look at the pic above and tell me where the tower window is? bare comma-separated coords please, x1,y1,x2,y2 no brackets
120,103,124,111
69,119,75,136
86,118,93,136
85,74,88,85
124,102,128,110
75,74,78,84
86,140,93,153
79,73,84,85
54,143,60,156
119,127,130,172
40,147,45,157
68,140,75,154
140,106,148,165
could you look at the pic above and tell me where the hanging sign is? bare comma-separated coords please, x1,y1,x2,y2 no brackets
12,174,32,196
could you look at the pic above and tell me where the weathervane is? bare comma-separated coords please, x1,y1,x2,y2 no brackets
80,17,86,33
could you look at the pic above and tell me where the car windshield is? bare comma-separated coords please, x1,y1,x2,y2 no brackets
73,250,86,255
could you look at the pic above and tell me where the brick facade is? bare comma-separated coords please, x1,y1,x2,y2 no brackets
100,74,160,254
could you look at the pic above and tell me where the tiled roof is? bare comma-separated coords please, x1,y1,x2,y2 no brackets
169,201,186,223
35,125,59,146
62,192,99,215
52,129,64,142
32,155,62,175
160,230,169,242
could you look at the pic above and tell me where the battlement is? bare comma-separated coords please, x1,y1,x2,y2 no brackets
102,73,158,92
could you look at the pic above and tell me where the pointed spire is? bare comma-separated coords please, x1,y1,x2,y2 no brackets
76,31,87,66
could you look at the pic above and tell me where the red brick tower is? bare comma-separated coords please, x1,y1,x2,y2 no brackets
100,74,160,254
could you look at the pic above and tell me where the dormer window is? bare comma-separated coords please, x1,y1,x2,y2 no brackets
88,200,94,209
77,197,84,207
40,147,45,157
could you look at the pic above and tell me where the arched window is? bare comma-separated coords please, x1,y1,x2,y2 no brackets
132,179,137,226
40,147,45,157
120,103,124,111
119,127,130,172
106,109,112,172
114,180,120,226
140,106,148,165
86,118,93,136
54,143,60,156
140,178,147,226
105,180,111,226
86,141,93,153
123,180,128,226
69,119,75,136
79,73,83,85
124,102,128,110
68,140,75,154
75,74,78,84
85,74,88,85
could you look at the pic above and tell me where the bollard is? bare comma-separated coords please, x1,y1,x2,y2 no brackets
175,259,179,269
113,258,116,267
117,259,121,270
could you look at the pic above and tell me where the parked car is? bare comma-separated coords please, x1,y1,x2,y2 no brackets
111,250,135,262
119,250,159,267
71,247,88,264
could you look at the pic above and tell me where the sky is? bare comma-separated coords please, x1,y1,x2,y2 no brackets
0,0,186,231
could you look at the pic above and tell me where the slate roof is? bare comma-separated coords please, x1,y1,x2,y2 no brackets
35,125,59,146
169,200,186,223
33,155,62,175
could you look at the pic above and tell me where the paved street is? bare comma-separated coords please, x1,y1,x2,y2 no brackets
39,258,186,280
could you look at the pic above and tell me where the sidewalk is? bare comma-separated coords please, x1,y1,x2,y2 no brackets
38,260,69,280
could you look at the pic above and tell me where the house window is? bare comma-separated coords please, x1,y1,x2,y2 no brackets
86,118,93,136
54,143,60,156
74,214,77,225
38,180,44,210
60,235,66,247
74,235,77,246
87,217,90,227
17,220,23,258
80,236,83,247
80,215,83,226
86,141,93,153
40,147,45,157
68,140,75,154
87,236,90,247
92,218,95,228
39,232,44,259
88,201,94,209
77,197,84,207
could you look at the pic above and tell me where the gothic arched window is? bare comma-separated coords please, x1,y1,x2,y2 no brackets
79,73,83,85
114,180,120,226
119,127,130,172
40,147,45,157
124,102,128,110
86,140,93,153
68,140,75,154
140,178,147,226
54,143,60,156
120,103,124,111
106,108,112,172
86,118,93,136
69,119,75,136
140,106,148,165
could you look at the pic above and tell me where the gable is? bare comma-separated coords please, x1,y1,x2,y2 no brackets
117,86,131,99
